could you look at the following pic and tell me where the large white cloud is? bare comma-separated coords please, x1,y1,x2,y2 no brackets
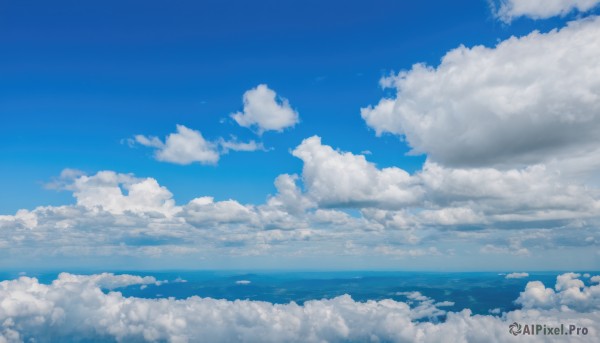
0,272,597,342
135,125,220,165
361,17,600,169
231,84,299,134
494,0,600,22
291,136,600,225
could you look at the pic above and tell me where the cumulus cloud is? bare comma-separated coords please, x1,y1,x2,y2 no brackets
0,169,341,259
66,170,179,216
493,0,600,22
135,125,220,165
516,272,600,312
290,136,600,225
506,272,529,279
3,130,600,263
133,126,267,165
182,196,258,227
231,84,299,134
292,136,422,209
361,17,600,169
0,272,597,342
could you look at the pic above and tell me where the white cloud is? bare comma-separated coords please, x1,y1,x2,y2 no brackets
506,272,529,279
135,125,220,165
517,272,600,312
290,136,600,225
67,170,178,216
231,84,299,134
133,126,267,165
361,17,600,169
494,0,600,22
292,136,423,209
182,197,258,227
218,137,265,153
0,272,598,342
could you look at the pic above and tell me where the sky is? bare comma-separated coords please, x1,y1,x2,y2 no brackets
1,0,600,270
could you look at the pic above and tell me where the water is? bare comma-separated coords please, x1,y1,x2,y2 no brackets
1,270,589,315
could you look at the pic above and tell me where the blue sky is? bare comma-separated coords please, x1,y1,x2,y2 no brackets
1,0,600,270
0,0,564,211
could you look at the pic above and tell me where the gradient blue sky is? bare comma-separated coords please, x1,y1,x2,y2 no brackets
1,0,599,270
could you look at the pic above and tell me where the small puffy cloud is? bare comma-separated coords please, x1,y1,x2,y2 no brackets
135,125,220,165
361,17,600,169
133,126,267,165
494,0,600,23
231,84,299,134
218,137,266,153
235,280,251,285
506,272,529,279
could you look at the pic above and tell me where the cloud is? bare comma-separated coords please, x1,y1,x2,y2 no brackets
133,126,268,165
218,137,266,153
506,272,529,279
0,169,326,259
493,0,600,23
292,136,422,209
0,272,598,342
231,84,299,134
66,170,178,216
182,196,258,227
135,125,220,165
3,130,600,264
290,136,600,225
516,272,600,312
361,17,600,169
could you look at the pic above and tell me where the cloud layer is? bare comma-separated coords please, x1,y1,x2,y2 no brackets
2,129,600,264
0,272,597,342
